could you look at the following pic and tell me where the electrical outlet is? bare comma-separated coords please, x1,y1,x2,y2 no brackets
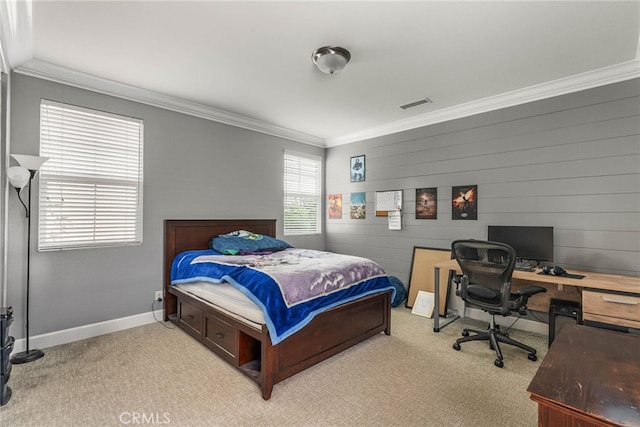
155,291,163,302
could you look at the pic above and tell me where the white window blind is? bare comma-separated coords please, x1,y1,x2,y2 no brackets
39,100,144,250
284,151,322,236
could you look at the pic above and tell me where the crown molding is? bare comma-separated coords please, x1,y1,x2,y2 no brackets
325,59,640,147
0,0,33,73
11,57,640,149
2,1,639,149
14,59,325,147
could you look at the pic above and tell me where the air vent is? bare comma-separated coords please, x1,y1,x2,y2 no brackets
399,98,433,110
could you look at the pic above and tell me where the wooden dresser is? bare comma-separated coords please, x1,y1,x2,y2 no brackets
527,324,640,426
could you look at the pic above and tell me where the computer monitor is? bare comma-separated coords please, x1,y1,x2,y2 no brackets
487,226,554,263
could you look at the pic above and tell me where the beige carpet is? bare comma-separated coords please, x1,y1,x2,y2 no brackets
0,307,547,427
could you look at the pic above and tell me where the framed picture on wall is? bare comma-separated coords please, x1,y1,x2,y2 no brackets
350,192,366,219
350,155,365,182
416,187,437,219
328,194,342,219
452,185,477,220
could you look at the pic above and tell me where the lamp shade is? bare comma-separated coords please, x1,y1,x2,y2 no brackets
312,46,351,74
11,154,49,172
7,166,30,189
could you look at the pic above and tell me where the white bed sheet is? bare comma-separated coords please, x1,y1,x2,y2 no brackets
175,282,265,325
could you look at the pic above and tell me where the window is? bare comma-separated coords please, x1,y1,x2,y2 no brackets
38,100,144,250
283,151,322,235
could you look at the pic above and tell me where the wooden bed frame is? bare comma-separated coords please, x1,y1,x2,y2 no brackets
164,219,392,400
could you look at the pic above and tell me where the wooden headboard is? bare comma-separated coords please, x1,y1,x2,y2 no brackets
163,219,277,320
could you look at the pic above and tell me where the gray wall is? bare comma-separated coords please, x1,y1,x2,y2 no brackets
6,73,640,340
325,78,640,287
7,73,324,338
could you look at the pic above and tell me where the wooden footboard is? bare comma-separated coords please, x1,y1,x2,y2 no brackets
266,291,391,395
164,219,391,400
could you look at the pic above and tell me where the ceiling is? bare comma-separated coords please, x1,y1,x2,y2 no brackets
2,1,639,147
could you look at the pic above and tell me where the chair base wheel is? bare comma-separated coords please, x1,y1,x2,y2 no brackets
494,359,504,368
528,353,537,361
461,330,469,337
453,342,461,351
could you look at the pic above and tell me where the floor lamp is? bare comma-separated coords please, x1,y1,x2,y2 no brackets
7,154,48,364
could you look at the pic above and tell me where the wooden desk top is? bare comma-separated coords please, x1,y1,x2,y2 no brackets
434,258,640,294
527,325,640,426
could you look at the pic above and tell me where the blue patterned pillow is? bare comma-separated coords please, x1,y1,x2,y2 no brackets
210,230,293,255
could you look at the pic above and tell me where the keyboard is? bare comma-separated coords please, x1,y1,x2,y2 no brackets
514,266,536,272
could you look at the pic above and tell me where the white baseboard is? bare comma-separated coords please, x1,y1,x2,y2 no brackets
11,306,548,354
11,310,164,353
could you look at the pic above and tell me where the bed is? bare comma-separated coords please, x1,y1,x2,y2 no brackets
163,219,393,400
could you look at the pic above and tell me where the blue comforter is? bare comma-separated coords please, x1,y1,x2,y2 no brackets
171,248,395,344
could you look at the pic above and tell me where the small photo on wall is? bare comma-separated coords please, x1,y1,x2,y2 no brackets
350,155,365,182
350,192,366,219
416,187,437,219
452,185,477,220
328,194,342,219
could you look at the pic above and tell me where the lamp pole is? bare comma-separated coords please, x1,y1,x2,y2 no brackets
11,170,45,364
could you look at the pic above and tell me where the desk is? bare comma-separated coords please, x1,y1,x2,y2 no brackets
432,258,640,332
527,324,640,426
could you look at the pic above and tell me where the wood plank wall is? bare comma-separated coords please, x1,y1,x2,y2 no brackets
325,79,640,286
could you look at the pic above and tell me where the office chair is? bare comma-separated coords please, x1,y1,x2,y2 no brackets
451,239,546,367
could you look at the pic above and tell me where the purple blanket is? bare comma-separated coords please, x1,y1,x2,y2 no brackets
193,249,386,307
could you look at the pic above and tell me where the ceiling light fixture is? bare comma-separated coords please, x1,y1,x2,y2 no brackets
312,46,351,74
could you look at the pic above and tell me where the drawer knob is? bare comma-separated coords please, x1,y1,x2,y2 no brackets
216,332,225,339
187,314,194,320
603,297,638,305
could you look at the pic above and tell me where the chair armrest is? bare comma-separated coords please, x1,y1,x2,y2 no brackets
516,286,547,297
452,275,463,296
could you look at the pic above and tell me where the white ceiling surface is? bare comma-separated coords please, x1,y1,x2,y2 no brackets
6,1,640,147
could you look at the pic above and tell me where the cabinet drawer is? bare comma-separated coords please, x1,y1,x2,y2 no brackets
204,314,238,363
178,300,203,337
583,290,640,324
583,313,640,330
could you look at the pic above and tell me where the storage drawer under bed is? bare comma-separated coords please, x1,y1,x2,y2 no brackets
178,299,203,338
204,313,238,362
175,293,262,369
